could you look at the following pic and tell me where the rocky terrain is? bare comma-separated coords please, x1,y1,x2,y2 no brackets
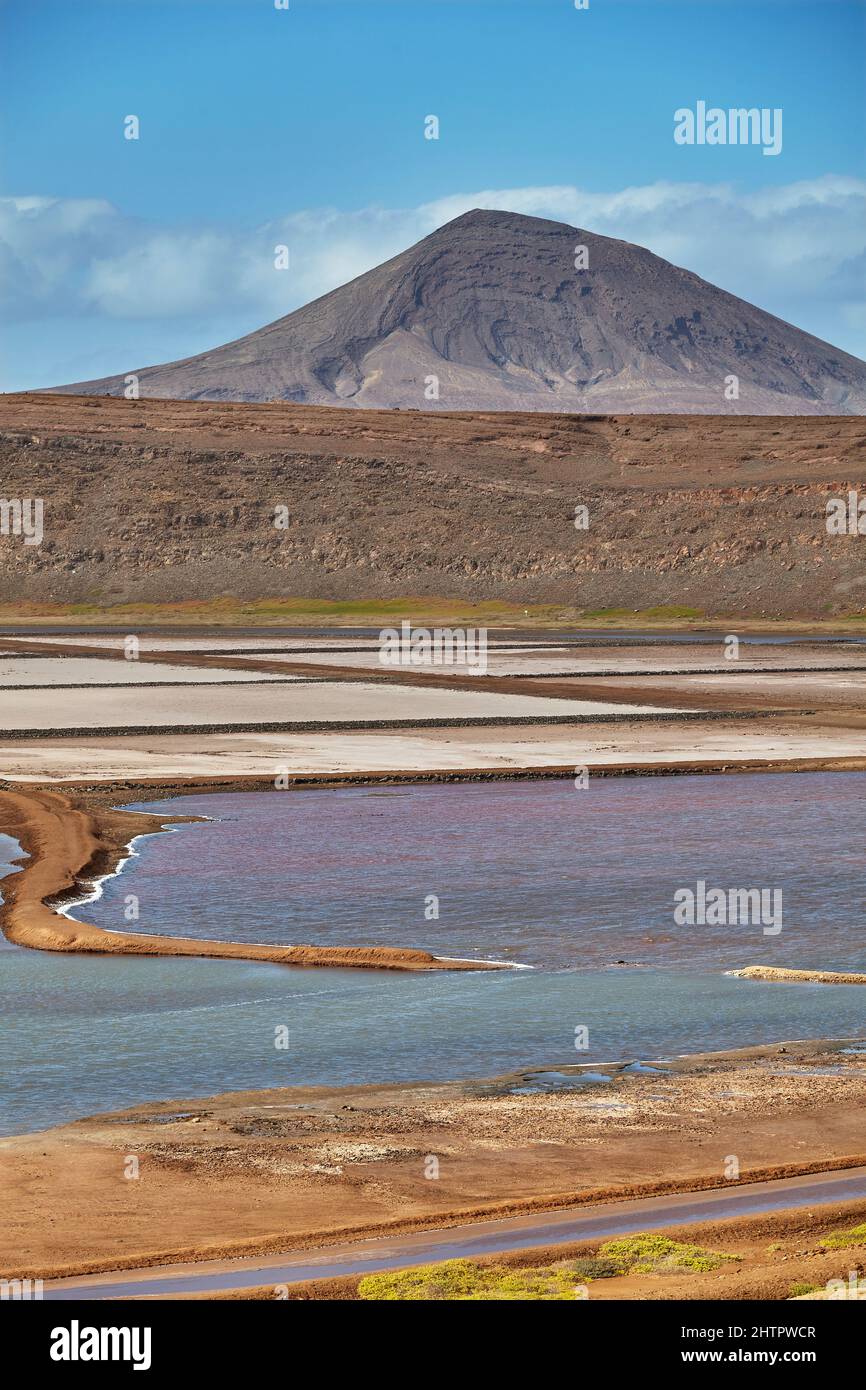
46,210,866,415
0,392,864,618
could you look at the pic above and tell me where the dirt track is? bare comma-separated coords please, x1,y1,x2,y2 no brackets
40,1168,866,1301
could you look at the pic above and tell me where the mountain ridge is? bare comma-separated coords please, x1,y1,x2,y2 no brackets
45,209,866,414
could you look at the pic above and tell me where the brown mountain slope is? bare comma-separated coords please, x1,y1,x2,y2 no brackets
1,393,865,618
46,210,866,415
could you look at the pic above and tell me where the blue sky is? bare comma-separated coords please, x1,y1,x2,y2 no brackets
2,0,864,389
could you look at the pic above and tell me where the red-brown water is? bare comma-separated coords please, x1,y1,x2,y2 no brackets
85,774,866,975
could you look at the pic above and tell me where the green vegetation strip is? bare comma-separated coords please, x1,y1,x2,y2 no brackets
1,597,864,631
821,1221,866,1249
357,1236,737,1300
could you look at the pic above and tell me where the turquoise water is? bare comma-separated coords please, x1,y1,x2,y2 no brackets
0,832,25,946
2,775,865,1136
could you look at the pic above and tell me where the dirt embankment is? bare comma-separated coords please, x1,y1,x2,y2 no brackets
0,786,500,971
2,393,865,617
4,1038,866,1282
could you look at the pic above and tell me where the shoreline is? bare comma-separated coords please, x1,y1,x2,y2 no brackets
10,756,866,799
54,820,204,919
4,1034,866,1282
0,786,506,973
3,775,864,985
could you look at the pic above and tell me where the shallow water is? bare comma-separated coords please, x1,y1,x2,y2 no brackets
2,775,864,1136
0,834,24,874
3,943,866,1138
0,834,24,952
75,775,866,975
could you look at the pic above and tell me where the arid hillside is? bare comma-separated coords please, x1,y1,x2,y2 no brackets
1,392,865,618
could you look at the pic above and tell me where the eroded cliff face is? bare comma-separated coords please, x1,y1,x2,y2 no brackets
45,210,866,416
1,393,864,618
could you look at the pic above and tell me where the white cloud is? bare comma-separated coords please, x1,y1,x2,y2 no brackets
1,176,864,372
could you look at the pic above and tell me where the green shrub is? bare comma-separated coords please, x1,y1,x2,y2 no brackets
821,1222,866,1249
358,1257,587,1301
356,1236,738,1299
789,1282,819,1298
564,1256,624,1280
598,1234,738,1274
